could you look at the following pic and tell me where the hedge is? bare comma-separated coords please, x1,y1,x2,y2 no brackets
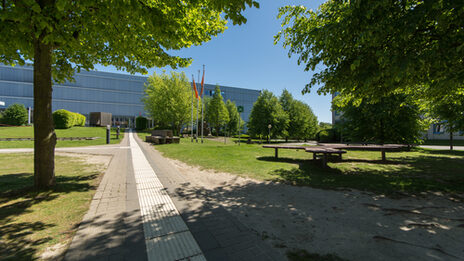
135,116,148,130
53,109,86,129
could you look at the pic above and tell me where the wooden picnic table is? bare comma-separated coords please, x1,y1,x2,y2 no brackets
262,145,306,158
304,147,347,167
262,145,347,167
319,143,409,161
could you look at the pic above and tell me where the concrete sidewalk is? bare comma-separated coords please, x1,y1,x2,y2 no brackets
419,145,464,150
64,132,147,261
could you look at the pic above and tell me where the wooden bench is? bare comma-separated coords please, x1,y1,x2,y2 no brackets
262,145,306,158
304,147,347,167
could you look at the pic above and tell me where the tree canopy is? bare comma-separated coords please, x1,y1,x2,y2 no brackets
143,71,199,135
279,89,318,140
225,99,244,135
206,85,229,135
275,1,464,100
248,90,289,138
0,0,258,188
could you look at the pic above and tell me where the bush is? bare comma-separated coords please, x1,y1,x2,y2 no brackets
53,109,75,129
74,113,86,126
317,128,340,143
2,103,28,126
135,116,148,130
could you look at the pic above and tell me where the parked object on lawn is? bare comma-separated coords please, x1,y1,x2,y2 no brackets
145,129,180,144
89,112,112,127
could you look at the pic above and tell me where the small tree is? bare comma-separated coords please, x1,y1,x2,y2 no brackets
225,99,243,135
428,93,464,150
206,85,229,136
249,90,289,140
143,71,199,135
135,116,148,131
3,103,28,126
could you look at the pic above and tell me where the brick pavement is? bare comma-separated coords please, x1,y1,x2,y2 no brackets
135,134,285,261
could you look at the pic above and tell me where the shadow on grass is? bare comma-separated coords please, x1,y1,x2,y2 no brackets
0,172,100,260
256,152,464,196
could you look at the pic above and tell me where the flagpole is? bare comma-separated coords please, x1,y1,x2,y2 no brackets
201,65,205,144
191,75,194,142
196,70,200,143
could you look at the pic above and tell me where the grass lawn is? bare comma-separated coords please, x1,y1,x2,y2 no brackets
151,137,464,195
0,126,125,148
0,153,106,260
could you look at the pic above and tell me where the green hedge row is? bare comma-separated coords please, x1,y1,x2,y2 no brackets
52,109,86,129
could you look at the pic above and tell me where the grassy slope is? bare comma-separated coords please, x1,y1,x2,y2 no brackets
153,138,464,195
0,153,106,260
0,126,124,148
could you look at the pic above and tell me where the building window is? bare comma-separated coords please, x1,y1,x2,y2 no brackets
433,124,445,134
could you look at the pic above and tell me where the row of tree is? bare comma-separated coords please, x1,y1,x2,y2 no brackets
248,89,318,141
142,71,243,136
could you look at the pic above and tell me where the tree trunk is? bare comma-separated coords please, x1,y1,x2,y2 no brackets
33,36,56,189
450,131,453,151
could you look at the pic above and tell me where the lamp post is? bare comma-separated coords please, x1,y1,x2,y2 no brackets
268,124,272,144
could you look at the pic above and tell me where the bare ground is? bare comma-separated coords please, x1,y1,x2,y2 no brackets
166,157,464,261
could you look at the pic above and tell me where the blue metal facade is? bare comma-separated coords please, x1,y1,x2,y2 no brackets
0,65,259,124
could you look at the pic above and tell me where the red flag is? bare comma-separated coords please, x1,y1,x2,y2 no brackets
200,69,205,97
192,76,199,100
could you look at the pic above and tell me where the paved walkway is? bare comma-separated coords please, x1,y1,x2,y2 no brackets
3,131,283,260
419,145,464,150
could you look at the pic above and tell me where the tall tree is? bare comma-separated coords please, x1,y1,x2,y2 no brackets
0,0,258,188
249,90,289,139
143,71,199,135
206,85,229,136
279,89,318,141
225,99,243,135
427,93,464,150
275,1,463,100
333,94,426,144
290,100,318,141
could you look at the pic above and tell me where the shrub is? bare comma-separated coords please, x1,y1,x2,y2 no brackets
317,128,340,143
74,113,86,126
136,116,148,130
2,103,28,126
53,109,75,129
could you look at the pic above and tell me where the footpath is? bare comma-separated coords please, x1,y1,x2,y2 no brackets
62,131,283,261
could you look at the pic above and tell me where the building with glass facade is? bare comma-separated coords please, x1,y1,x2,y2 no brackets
0,65,260,128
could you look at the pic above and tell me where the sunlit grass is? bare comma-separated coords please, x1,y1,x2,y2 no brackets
151,137,464,195
0,153,107,260
0,126,124,148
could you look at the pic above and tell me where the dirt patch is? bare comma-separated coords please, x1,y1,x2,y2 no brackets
166,157,464,261
56,152,111,172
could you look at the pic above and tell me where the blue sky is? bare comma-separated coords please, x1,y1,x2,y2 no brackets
95,0,332,123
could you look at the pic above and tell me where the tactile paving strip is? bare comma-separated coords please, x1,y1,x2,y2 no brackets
129,133,205,261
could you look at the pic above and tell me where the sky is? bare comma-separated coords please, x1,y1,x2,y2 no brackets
94,0,332,123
